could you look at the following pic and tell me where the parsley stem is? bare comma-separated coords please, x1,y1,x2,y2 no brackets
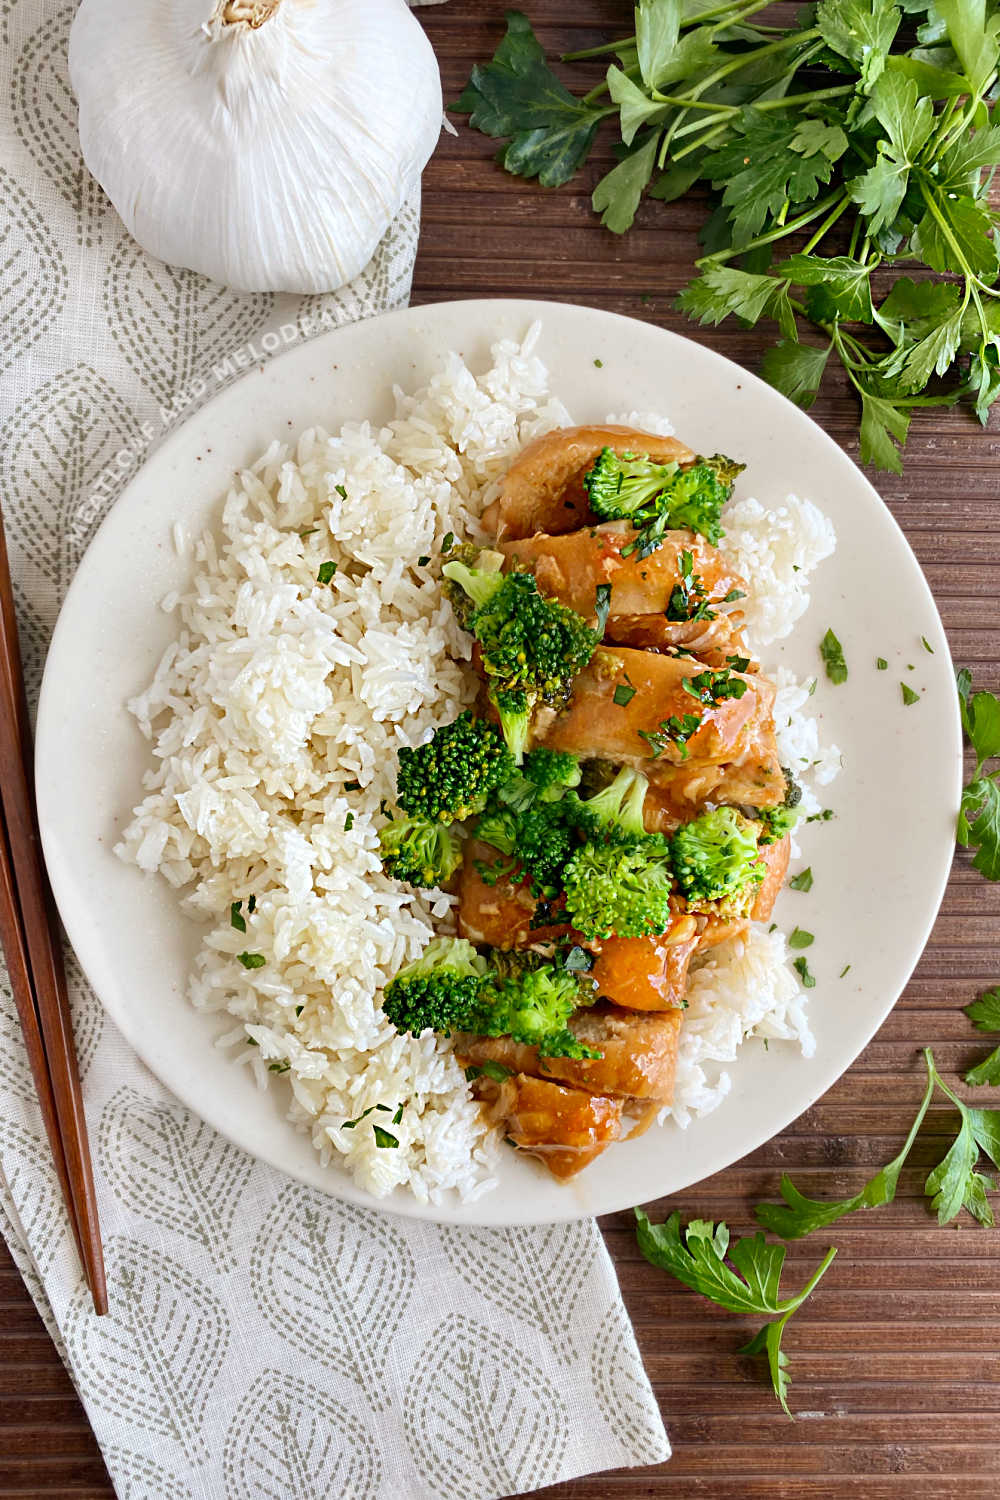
754,82,855,111
695,189,845,264
800,191,853,255
917,179,975,285
780,1243,838,1313
562,36,634,61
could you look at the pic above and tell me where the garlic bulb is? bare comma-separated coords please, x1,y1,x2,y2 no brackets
69,0,442,293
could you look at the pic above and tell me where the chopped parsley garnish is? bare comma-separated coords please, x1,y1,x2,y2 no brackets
683,667,748,705
343,1106,376,1129
294,1004,304,1017
317,560,337,584
391,1103,405,1124
788,868,813,893
299,527,319,538
901,682,920,706
441,531,454,553
594,357,603,368
237,952,266,970
594,582,611,634
839,964,851,979
466,1059,514,1083
334,484,347,500
268,1060,290,1074
613,682,636,707
788,928,814,950
345,780,360,791
876,657,888,671
922,637,934,654
417,555,431,567
373,1126,399,1149
806,809,834,823
247,894,256,913
793,956,816,988
820,628,847,685
721,588,746,604
230,901,246,933
665,550,715,624
638,713,701,760
344,812,354,831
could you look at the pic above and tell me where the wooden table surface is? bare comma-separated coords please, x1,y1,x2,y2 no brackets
3,3,1000,1496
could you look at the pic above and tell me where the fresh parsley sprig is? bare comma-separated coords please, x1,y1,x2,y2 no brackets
636,1209,836,1417
957,668,1000,881
965,985,1000,1086
756,1048,1000,1235
458,3,1000,470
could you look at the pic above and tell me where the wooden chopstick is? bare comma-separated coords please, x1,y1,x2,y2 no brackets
0,504,107,1315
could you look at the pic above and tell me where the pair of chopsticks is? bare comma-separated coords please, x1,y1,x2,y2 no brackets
0,502,106,1314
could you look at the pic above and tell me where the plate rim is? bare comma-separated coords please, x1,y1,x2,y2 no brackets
36,295,965,1225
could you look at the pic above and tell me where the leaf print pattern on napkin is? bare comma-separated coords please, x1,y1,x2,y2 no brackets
224,1370,381,1500
103,236,274,412
64,1236,230,1461
1,363,143,598
99,1086,252,1271
0,168,67,377
63,950,104,1081
440,1221,591,1364
0,976,35,1106
0,1117,67,1274
250,1183,415,1408
591,1305,671,1466
405,1312,570,1498
12,3,110,247
102,1447,194,1500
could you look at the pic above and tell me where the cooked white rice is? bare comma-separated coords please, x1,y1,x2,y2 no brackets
117,324,839,1200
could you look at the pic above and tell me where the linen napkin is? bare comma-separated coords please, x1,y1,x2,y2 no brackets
0,3,670,1497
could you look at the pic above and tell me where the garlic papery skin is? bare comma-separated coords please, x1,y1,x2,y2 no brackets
69,0,443,294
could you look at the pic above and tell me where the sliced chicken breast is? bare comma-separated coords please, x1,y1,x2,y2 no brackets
475,1072,624,1179
482,424,695,541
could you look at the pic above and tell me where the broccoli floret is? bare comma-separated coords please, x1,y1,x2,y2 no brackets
582,449,744,552
476,796,584,900
441,545,506,628
584,448,681,520
384,942,600,1060
522,748,581,800
378,814,463,889
395,713,515,824
670,807,765,912
382,938,489,1034
563,838,675,941
479,963,601,1059
573,764,652,840
442,562,599,762
745,767,803,845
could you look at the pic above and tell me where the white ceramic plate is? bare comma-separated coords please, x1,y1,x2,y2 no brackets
36,298,963,1225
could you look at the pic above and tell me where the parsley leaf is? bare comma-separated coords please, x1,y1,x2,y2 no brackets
454,11,603,187
956,671,1000,880
816,0,901,91
760,339,833,409
237,952,266,970
793,956,816,987
756,1060,936,1238
965,986,1000,1087
901,682,920,705
677,268,797,340
230,901,246,933
788,927,814,949
703,111,843,242
820,627,848,684
788,867,813,892
636,1209,837,1418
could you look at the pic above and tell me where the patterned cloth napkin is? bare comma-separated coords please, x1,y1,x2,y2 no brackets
0,3,670,1497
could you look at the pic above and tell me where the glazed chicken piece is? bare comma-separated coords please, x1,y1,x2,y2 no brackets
752,834,790,921
591,928,699,1011
535,646,785,807
500,523,750,661
457,1004,683,1104
482,424,695,541
457,840,575,949
476,1072,625,1178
